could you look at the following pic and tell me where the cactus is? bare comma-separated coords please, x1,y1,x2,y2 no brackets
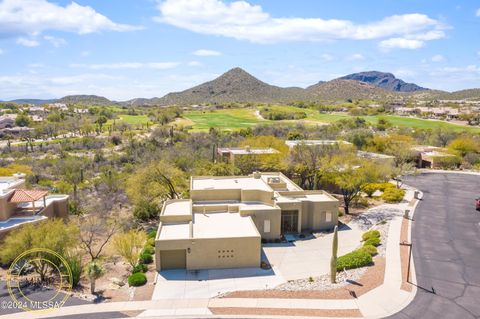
330,225,338,283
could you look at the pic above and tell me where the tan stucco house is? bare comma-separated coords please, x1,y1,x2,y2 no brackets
0,173,69,239
216,146,279,164
155,172,338,271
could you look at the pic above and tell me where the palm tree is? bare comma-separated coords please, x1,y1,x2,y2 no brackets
87,261,104,295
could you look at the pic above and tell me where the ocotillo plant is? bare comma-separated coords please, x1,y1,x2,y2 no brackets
330,225,338,283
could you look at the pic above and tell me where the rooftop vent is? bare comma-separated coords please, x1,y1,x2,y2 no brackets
253,171,261,179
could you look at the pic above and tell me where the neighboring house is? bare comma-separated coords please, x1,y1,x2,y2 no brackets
0,173,69,239
48,103,68,111
285,139,352,149
0,114,17,129
411,145,456,168
217,146,279,164
155,172,338,271
357,151,396,166
73,108,89,114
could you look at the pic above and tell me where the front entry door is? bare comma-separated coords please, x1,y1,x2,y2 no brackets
281,210,298,233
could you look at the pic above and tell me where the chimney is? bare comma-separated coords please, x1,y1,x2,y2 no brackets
253,171,261,179
245,145,251,152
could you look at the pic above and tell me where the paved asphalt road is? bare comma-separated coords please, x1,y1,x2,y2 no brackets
0,281,128,319
388,172,480,319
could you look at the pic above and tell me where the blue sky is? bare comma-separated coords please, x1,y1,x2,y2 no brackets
0,0,479,100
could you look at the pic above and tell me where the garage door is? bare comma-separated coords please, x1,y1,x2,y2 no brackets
160,249,186,270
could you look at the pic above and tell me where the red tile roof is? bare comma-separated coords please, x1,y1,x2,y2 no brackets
9,189,48,203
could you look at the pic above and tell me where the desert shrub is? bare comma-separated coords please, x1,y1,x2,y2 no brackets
381,188,405,203
65,255,83,288
362,183,378,197
377,183,395,192
142,246,155,255
336,250,373,271
133,200,159,221
139,252,153,264
132,263,148,274
128,272,147,286
364,237,381,247
353,197,369,208
362,230,381,241
358,245,378,256
147,230,157,239
146,238,155,247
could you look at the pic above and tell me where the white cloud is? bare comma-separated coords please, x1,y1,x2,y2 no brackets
476,8,480,17
347,53,365,61
379,38,424,50
320,53,334,61
0,48,3,54
193,49,222,56
81,51,91,57
188,61,202,66
156,0,446,45
70,62,180,70
43,35,66,47
431,54,445,62
0,0,141,41
16,37,40,47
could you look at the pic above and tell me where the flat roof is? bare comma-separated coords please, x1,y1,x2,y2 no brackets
158,222,190,240
193,212,259,239
276,192,336,203
192,176,272,191
357,151,395,160
285,140,351,147
163,200,191,216
0,177,23,194
217,147,278,155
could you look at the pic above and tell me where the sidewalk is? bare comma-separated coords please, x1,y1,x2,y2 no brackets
0,189,420,319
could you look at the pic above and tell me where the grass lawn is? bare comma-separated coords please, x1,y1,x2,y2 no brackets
182,106,480,133
183,108,262,131
107,114,152,126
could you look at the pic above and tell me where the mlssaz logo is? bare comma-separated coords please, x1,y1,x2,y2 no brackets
5,248,73,313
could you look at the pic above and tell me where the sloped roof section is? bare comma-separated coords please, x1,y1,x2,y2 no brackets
9,189,48,203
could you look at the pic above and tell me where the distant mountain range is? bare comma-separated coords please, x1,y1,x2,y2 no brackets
3,68,480,106
339,71,426,92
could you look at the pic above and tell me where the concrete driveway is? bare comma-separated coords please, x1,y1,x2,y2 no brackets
152,267,285,300
152,222,364,300
388,172,480,319
262,223,363,280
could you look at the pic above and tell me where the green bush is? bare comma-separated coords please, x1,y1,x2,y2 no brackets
362,183,378,197
139,252,153,264
336,250,373,271
147,230,157,239
377,183,395,192
128,272,147,286
146,238,155,247
132,263,148,274
362,230,381,241
358,244,378,256
65,255,83,288
142,246,155,255
364,237,381,247
381,187,406,203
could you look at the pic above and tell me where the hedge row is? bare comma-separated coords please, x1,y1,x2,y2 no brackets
128,230,157,287
336,229,381,271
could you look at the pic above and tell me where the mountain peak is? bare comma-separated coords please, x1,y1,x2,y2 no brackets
339,71,426,92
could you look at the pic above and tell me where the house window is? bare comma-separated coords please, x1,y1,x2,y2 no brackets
325,212,332,222
264,220,270,233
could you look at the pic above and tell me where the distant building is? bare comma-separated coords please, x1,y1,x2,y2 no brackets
0,114,16,129
285,140,352,149
357,151,396,165
155,172,338,271
217,146,279,164
411,145,456,168
48,103,68,111
73,108,89,114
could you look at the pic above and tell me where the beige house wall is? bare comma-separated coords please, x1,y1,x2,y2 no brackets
156,236,261,271
190,189,241,202
239,208,281,240
0,194,17,221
